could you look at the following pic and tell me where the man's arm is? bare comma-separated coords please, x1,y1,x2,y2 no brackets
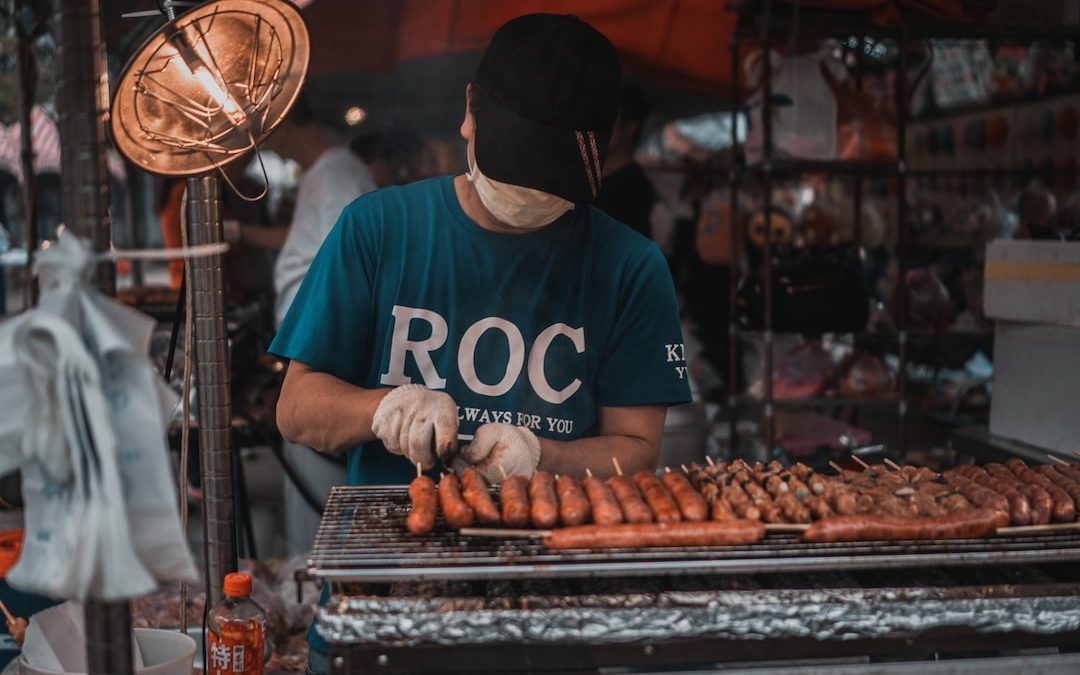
536,404,667,478
276,360,390,453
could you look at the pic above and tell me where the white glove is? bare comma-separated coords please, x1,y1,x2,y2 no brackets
460,423,541,483
371,384,458,470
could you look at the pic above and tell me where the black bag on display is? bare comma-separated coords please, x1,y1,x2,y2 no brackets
737,245,870,335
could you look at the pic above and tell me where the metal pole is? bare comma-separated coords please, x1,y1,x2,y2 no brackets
896,31,910,459
16,33,37,308
56,0,114,296
728,29,741,457
55,0,128,672
760,4,775,457
186,173,237,607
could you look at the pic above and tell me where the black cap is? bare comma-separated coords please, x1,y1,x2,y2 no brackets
473,14,622,203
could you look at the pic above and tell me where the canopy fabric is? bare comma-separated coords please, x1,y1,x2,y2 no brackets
299,0,739,94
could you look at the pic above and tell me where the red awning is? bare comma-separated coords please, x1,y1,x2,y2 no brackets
298,0,738,94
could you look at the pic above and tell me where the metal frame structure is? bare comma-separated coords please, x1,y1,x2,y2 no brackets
725,8,1079,461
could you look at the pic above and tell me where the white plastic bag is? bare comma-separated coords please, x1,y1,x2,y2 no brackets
8,312,157,600
0,232,197,600
744,49,837,164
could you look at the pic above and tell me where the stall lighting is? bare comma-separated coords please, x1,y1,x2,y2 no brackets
345,106,367,126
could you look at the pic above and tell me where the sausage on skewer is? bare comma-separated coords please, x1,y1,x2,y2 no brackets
500,475,531,528
406,476,437,535
661,470,709,521
583,473,624,526
556,475,590,526
803,510,1001,543
460,468,501,525
608,475,654,524
528,471,560,529
633,471,682,523
438,473,474,529
545,520,766,550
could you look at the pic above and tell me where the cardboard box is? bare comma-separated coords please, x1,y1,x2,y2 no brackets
984,240,1080,327
990,321,1080,454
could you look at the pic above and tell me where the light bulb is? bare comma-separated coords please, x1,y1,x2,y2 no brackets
168,43,247,126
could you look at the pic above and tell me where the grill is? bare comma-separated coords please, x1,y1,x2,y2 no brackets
311,486,1080,674
309,485,1080,582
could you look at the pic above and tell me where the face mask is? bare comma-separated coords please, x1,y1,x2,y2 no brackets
466,148,574,230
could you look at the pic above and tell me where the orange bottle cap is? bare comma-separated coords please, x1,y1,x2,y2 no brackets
223,572,252,597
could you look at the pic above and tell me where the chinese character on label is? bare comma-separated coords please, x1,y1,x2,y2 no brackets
233,645,245,672
210,643,231,672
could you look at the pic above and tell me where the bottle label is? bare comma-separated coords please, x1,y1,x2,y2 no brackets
208,619,264,675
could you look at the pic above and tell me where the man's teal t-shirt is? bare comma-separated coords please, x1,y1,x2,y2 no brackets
270,175,691,486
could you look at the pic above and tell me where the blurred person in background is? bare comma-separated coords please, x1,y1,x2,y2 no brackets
594,82,672,248
269,93,381,326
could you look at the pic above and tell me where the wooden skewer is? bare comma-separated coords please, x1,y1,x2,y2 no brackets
996,522,1080,536
460,527,550,538
1074,450,1080,459
850,455,870,470
498,464,509,480
585,468,594,478
681,464,690,474
1047,454,1071,467
612,457,624,476
828,460,845,474
765,523,809,533
705,456,716,466
883,458,903,472
664,466,672,473
415,463,422,478
0,597,14,625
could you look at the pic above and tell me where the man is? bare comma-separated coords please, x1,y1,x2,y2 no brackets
593,82,664,241
269,93,378,326
271,15,690,671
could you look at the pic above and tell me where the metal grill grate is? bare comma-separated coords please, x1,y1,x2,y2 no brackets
309,485,1080,582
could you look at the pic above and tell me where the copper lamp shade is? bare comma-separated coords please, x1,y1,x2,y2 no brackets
111,0,309,176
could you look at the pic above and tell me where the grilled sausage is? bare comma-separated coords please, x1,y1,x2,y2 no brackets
633,471,682,523
1039,466,1080,521
555,475,590,526
805,495,834,520
987,464,1050,524
607,475,654,524
802,510,1002,543
777,492,812,523
743,480,784,522
661,470,709,521
406,476,437,535
1005,457,1029,476
945,473,1010,524
528,471,559,529
499,475,531,528
958,468,1032,526
460,468,501,525
583,475,624,526
722,483,761,521
438,473,474,529
1016,484,1053,525
544,520,766,549
1015,467,1076,522
711,494,738,521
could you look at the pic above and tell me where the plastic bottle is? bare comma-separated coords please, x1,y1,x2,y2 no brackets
207,572,266,675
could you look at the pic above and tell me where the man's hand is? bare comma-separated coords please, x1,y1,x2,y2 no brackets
460,424,541,482
371,384,459,470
